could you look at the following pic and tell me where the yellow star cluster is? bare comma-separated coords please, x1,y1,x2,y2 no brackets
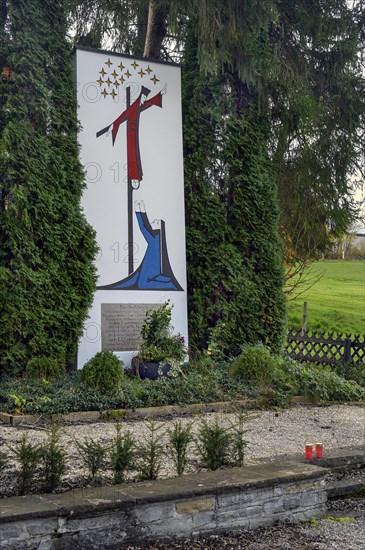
97,57,160,100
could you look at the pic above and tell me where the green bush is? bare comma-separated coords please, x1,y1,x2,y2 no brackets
81,352,124,391
110,424,135,484
272,358,365,403
75,437,108,481
286,362,365,402
227,410,252,467
139,302,185,364
40,423,67,492
167,420,194,476
230,345,278,389
196,417,231,470
137,420,165,481
26,357,64,381
0,447,7,475
333,361,365,387
9,434,43,495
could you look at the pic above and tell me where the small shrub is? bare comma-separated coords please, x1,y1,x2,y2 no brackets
10,434,42,495
75,437,108,481
137,420,165,480
196,417,231,470
334,361,365,387
110,424,135,484
230,345,277,389
168,420,194,476
298,365,365,402
7,393,27,414
227,411,252,467
139,302,185,365
0,447,7,475
26,357,64,381
40,423,67,492
278,360,365,403
81,351,124,391
186,355,216,371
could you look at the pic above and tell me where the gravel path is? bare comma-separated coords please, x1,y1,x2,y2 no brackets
1,404,365,548
125,513,365,549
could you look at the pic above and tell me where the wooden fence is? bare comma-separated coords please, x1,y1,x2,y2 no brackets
286,328,365,366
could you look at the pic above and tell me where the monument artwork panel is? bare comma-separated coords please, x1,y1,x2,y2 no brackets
75,46,188,367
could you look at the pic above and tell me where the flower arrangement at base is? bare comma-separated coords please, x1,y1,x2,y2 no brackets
136,301,186,379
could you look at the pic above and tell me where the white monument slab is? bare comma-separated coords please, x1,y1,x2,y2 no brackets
75,46,188,367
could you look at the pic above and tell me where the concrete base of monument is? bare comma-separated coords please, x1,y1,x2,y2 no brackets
0,461,328,550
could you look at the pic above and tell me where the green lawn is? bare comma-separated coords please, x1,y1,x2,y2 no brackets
287,260,365,336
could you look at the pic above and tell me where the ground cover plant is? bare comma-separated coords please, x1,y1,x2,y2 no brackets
1,344,365,417
0,359,252,415
287,260,365,335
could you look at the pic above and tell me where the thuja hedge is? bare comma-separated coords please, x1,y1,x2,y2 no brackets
182,29,286,356
0,0,97,371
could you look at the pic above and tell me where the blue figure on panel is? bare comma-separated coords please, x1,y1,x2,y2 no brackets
97,201,182,291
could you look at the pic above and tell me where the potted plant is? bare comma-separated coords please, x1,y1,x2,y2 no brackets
134,302,186,380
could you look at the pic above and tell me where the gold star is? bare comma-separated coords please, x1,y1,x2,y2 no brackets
113,80,120,88
145,65,153,75
138,69,145,78
106,77,112,86
101,89,108,98
97,78,104,86
105,58,112,67
151,74,160,85
111,89,117,99
125,70,131,78
119,75,125,84
111,70,118,78
99,68,106,77
131,61,139,70
118,62,125,71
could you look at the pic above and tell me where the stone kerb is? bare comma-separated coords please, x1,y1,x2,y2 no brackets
0,461,328,549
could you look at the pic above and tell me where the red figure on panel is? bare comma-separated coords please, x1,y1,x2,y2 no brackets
96,85,167,189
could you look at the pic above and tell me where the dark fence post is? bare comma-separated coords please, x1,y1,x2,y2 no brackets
343,338,351,363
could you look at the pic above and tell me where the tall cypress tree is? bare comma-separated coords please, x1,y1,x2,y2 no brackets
182,46,227,352
0,0,97,371
183,28,286,355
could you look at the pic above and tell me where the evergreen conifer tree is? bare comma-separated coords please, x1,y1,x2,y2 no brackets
0,0,97,371
183,29,286,354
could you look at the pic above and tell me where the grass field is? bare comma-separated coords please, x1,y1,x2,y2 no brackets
287,260,365,336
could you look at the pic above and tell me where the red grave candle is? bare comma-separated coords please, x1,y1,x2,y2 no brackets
315,443,323,459
305,444,313,460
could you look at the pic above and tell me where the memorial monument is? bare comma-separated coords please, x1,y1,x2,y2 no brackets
75,46,188,367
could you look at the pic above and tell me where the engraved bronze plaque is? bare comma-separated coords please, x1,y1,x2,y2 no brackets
101,303,159,352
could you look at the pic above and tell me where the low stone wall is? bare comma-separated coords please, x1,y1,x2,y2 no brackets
0,462,328,549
